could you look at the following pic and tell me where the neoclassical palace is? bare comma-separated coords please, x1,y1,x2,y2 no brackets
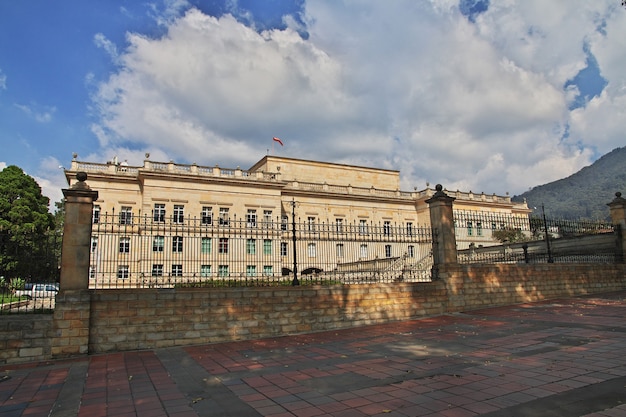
65,155,530,286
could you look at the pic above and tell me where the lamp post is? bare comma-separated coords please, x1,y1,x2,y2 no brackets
290,199,299,286
541,204,554,263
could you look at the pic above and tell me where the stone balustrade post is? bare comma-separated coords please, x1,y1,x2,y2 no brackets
426,184,458,278
51,172,98,358
608,192,626,263
60,172,98,290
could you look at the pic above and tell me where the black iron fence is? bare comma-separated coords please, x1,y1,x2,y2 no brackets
0,229,61,314
89,213,434,288
454,210,617,264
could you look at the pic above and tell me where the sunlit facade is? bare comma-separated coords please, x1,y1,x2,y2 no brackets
65,155,530,286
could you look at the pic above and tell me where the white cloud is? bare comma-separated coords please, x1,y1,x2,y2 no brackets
0,68,6,90
90,1,625,196
14,103,56,123
94,33,120,64
93,10,353,164
34,157,67,208
568,5,626,153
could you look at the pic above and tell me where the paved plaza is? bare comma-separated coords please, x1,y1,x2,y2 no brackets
1,291,625,417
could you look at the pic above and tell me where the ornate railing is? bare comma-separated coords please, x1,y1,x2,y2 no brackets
88,214,434,288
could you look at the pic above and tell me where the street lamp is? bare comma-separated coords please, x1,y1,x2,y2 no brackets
290,199,299,286
541,204,554,263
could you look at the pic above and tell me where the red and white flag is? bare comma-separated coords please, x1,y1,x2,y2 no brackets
272,137,284,146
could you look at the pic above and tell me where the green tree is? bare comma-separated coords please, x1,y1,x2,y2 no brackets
0,165,55,281
492,227,527,243
52,199,65,233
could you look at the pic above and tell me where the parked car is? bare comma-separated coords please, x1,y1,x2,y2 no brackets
13,283,33,298
14,283,59,299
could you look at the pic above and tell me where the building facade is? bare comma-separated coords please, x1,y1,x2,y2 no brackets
65,155,530,287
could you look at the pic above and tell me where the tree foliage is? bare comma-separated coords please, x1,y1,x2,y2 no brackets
492,227,527,243
0,166,57,281
0,165,54,233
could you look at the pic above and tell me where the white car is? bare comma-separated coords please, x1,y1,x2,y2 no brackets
15,283,59,299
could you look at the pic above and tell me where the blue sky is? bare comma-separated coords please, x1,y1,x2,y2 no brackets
1,1,625,206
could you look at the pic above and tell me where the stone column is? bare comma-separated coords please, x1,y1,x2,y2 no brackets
60,172,98,290
607,192,626,263
426,184,458,278
51,172,98,358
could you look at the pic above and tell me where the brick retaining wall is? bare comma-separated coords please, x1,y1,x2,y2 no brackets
87,264,626,354
88,281,448,353
1,264,624,363
0,315,52,364
440,263,626,312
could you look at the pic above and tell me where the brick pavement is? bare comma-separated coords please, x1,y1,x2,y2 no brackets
1,291,625,416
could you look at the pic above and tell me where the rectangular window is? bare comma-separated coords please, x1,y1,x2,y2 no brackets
263,210,272,228
153,236,164,252
218,265,229,277
154,204,166,223
360,244,368,258
246,265,256,277
172,236,183,253
172,264,183,277
173,205,184,224
117,265,129,279
219,207,230,226
385,244,392,258
263,265,273,276
246,239,256,255
119,237,130,253
201,237,212,254
263,239,272,255
476,222,483,236
201,207,213,225
201,264,211,277
247,209,257,228
307,243,316,257
90,237,98,253
406,222,413,236
93,205,101,224
336,243,344,258
119,206,133,225
336,218,344,233
281,215,288,231
408,245,415,257
359,219,368,235
383,221,391,236
467,221,473,236
307,216,316,232
218,238,229,254
280,242,288,257
152,264,163,277
89,267,96,280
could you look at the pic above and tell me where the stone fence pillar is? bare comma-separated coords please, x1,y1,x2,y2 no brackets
426,184,458,278
60,172,98,290
608,192,626,263
51,172,98,358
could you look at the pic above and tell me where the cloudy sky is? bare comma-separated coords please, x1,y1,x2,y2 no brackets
1,0,625,207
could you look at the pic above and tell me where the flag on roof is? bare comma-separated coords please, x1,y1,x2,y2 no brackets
272,137,284,146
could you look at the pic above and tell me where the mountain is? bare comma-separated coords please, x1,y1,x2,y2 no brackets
512,146,626,220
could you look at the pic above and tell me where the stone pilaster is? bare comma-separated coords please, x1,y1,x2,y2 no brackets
426,184,458,278
60,172,98,290
608,192,626,263
51,172,97,359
